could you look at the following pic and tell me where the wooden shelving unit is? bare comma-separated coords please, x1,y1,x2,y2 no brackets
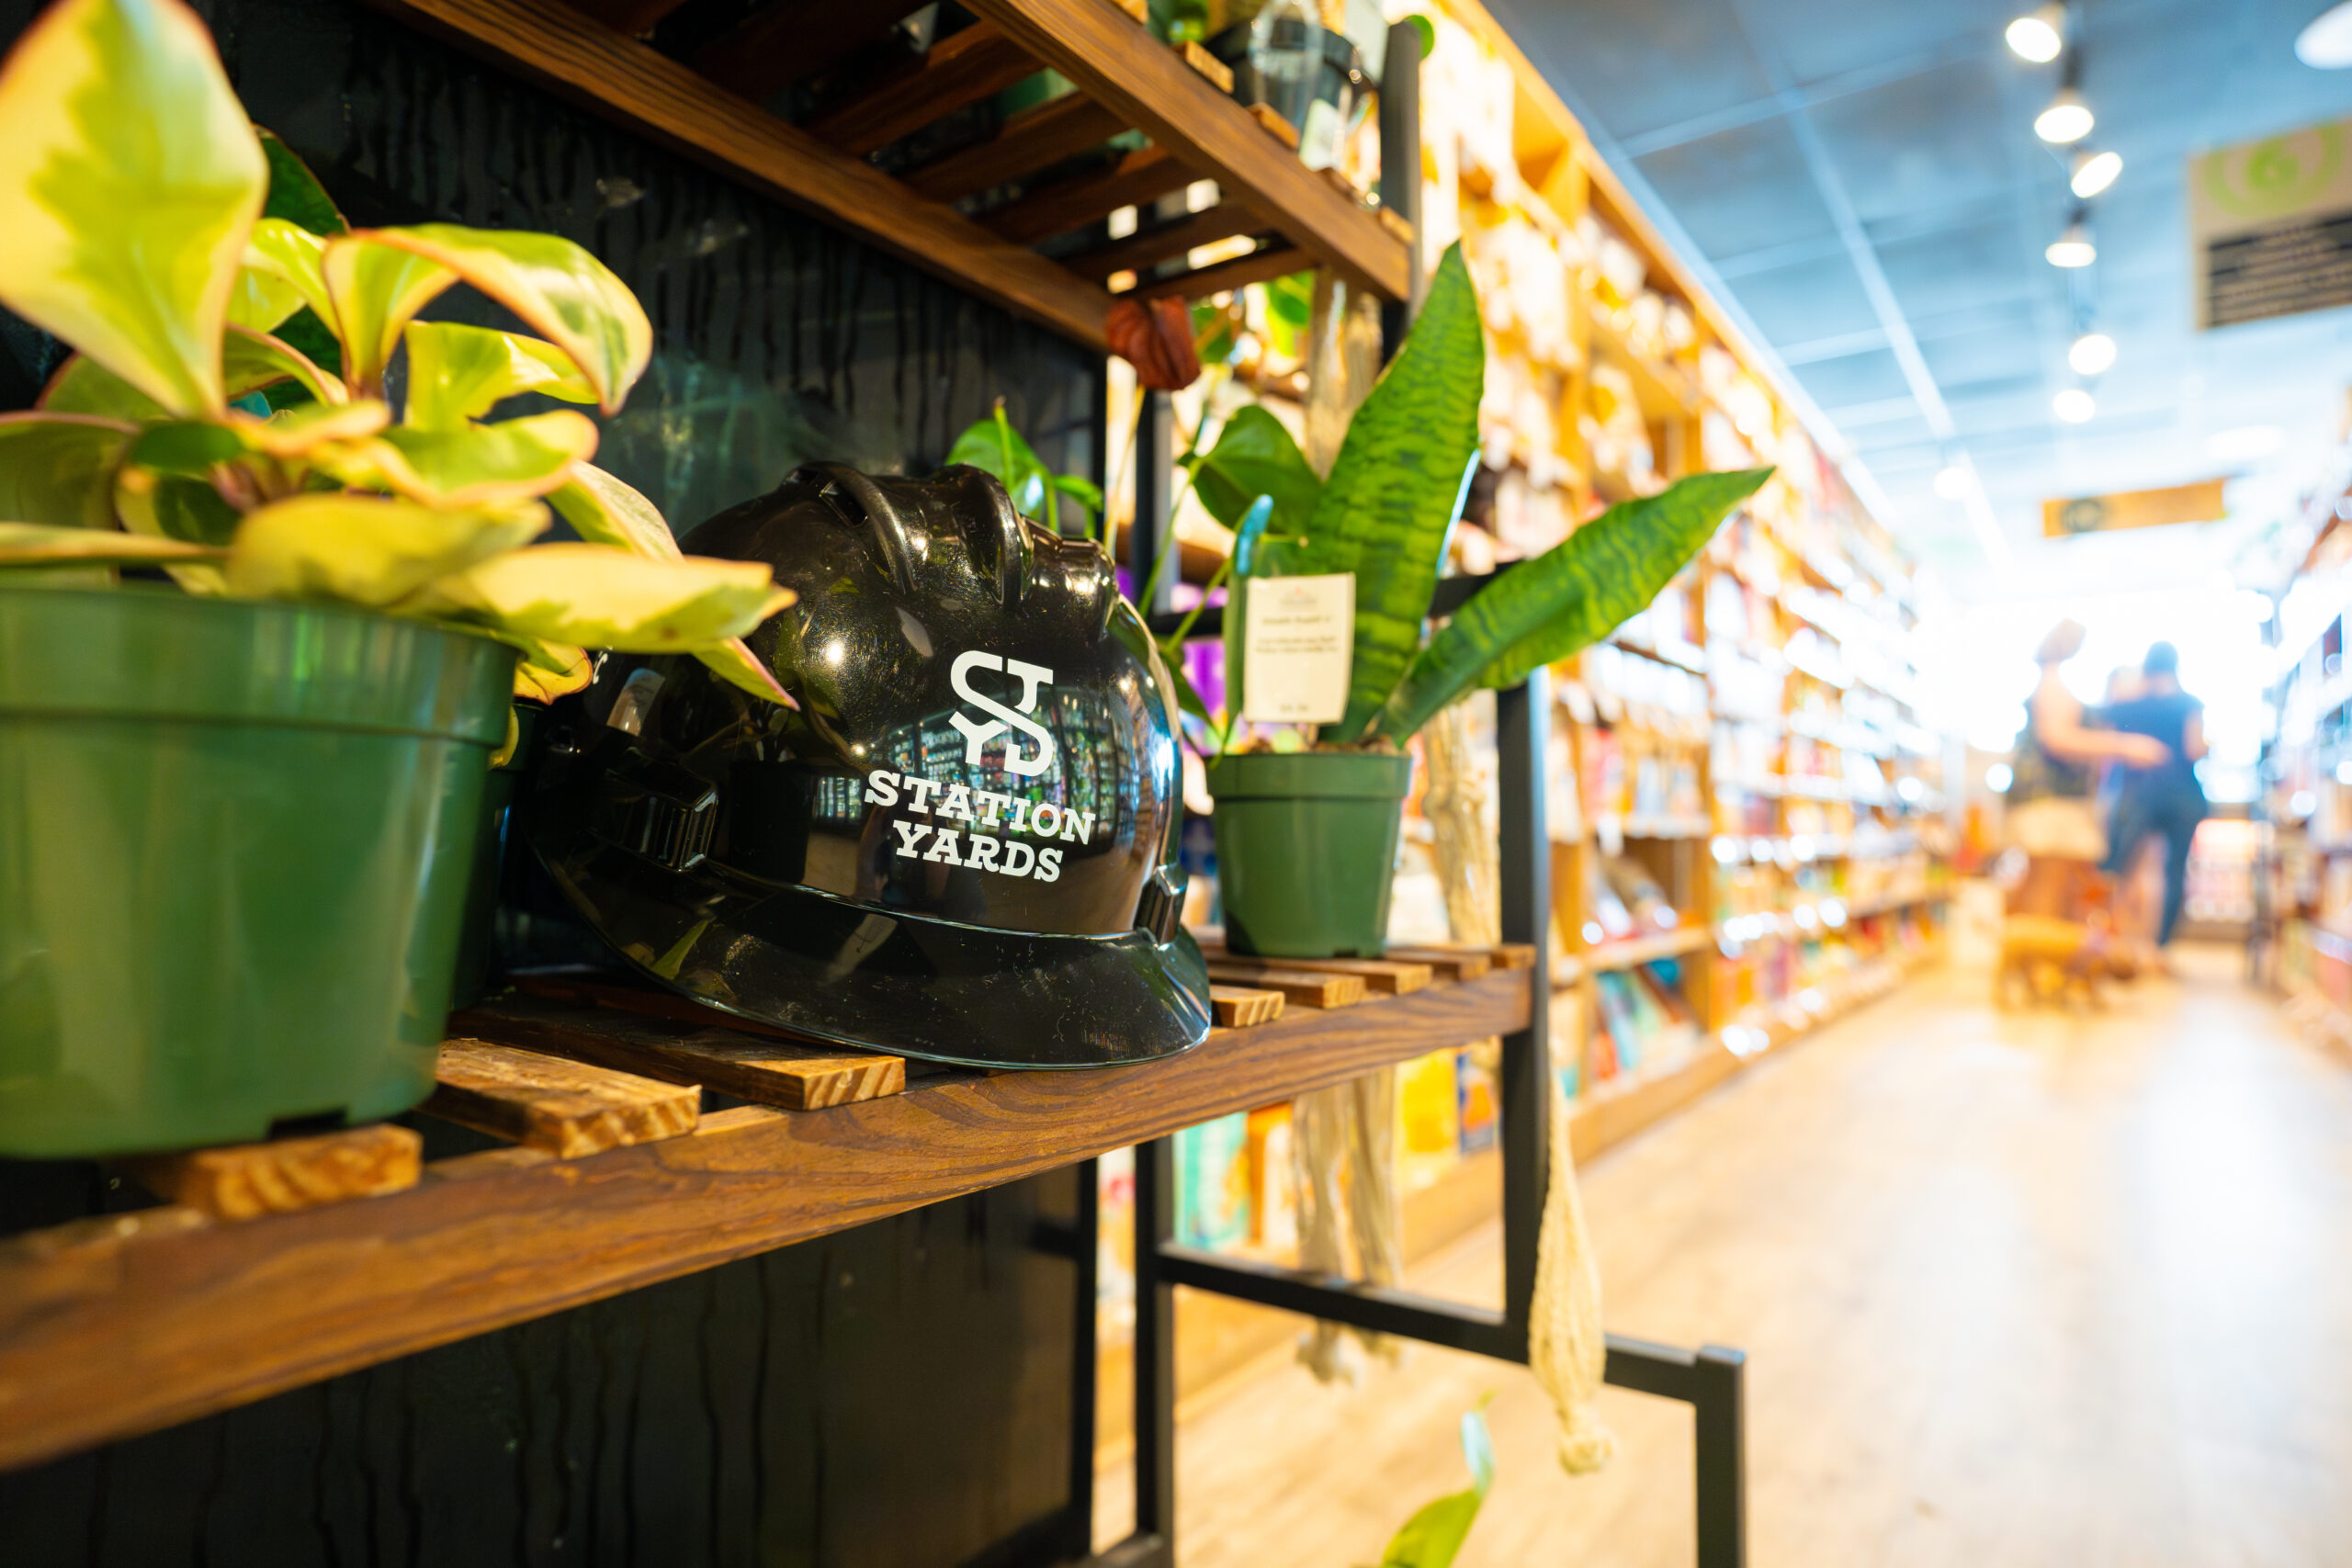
0,953,1526,1473
361,0,1413,349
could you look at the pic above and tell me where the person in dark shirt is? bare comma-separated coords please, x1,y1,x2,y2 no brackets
2101,641,2207,951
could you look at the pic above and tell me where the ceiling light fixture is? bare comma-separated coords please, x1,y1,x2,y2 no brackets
2053,387,2096,423
2069,331,2116,374
1933,465,1972,501
2046,219,2097,267
2007,3,2067,62
2297,1,2352,67
2036,85,2095,143
2070,148,2122,197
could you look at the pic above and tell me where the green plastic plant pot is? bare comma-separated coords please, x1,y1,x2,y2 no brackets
0,587,516,1156
1206,750,1413,959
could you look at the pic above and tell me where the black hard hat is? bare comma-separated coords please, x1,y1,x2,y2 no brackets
527,463,1213,1069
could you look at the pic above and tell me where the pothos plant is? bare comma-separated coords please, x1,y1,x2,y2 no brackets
0,0,794,728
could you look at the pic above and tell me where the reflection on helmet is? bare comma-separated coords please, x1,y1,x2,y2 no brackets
528,463,1212,1070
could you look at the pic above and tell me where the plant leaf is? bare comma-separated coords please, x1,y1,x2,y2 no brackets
227,260,307,333
549,460,679,559
0,521,224,566
0,0,266,415
411,541,794,653
221,325,344,405
1220,492,1276,724
256,127,345,236
1374,1408,1493,1568
696,639,797,707
1296,242,1484,742
321,411,599,507
1374,468,1772,744
226,491,549,605
243,218,335,326
38,355,169,421
322,225,651,412
1182,402,1321,536
503,634,594,702
948,408,1051,520
0,412,138,528
403,321,595,431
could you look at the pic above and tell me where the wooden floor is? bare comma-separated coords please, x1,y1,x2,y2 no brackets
1102,945,2352,1566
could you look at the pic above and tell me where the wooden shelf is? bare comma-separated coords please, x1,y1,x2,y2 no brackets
1577,925,1713,974
0,956,1524,1472
360,0,1412,351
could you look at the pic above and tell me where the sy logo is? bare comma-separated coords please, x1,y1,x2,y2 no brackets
950,650,1057,777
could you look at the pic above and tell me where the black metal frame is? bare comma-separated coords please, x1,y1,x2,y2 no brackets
1090,25,1744,1564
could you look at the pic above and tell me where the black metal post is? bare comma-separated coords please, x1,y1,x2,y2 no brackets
1377,16,1423,355
1494,671,1551,1357
1128,1137,1178,1560
1130,391,1177,615
1692,1346,1748,1568
1066,1157,1101,1562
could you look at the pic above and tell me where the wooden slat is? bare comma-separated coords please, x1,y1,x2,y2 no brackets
1177,38,1234,94
427,1039,699,1157
806,21,1043,157
984,143,1196,245
119,1125,422,1222
905,92,1125,201
1069,203,1269,280
1208,954,1433,995
560,0,694,39
1208,985,1286,1028
1132,242,1306,300
1489,943,1539,970
963,0,1410,299
1248,100,1300,150
359,0,1114,350
1200,962,1364,1008
458,998,906,1111
0,969,1529,1470
690,0,918,102
1383,945,1495,982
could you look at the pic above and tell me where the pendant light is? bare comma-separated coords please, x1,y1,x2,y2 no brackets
2035,86,2094,144
2007,3,2067,62
2068,332,2116,375
2046,219,2097,267
2070,148,2122,197
2297,2,2352,67
2053,388,2096,423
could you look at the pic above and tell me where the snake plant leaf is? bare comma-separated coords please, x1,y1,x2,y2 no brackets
1296,242,1485,742
1182,403,1322,536
322,225,651,412
1219,492,1277,724
256,128,345,237
411,541,794,653
0,0,266,416
0,521,224,566
0,412,138,529
403,321,595,431
549,460,679,559
226,491,550,605
1373,468,1773,745
321,411,599,508
696,639,796,706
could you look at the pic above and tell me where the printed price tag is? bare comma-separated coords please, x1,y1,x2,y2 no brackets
1241,573,1354,724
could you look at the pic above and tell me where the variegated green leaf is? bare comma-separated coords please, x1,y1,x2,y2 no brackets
1373,468,1772,744
323,225,650,412
548,460,678,559
243,218,334,327
318,411,598,507
226,261,306,333
256,128,345,237
506,635,594,702
1297,242,1484,742
403,321,594,431
221,326,343,405
225,491,548,605
413,542,793,652
0,0,266,415
0,412,138,528
696,639,795,706
0,521,223,566
39,355,169,421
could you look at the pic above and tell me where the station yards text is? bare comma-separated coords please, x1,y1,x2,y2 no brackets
861,770,1095,882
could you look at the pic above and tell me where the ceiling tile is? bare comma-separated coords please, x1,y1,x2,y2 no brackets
1735,0,1986,88
1632,118,1841,257
1805,58,2016,224
1874,210,2039,320
1482,0,1772,141
1721,253,1882,341
1796,346,1913,408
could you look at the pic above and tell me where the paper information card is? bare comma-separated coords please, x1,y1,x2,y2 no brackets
1240,573,1354,724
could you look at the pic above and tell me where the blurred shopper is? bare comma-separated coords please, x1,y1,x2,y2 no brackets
2101,641,2207,953
2006,621,2168,920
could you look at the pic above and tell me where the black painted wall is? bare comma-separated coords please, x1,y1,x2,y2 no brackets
0,0,1102,1561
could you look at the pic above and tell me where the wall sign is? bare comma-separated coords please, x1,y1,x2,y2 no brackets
2041,478,2228,537
2190,119,2352,329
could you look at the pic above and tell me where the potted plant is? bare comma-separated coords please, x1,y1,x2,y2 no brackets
1183,243,1770,957
0,0,792,1156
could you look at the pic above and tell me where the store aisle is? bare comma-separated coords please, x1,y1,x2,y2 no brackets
1132,948,2352,1567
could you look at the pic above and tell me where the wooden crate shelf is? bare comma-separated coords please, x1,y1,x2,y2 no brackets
359,0,1413,351
0,950,1524,1472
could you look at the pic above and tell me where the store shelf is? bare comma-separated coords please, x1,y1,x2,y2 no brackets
362,0,1412,350
1577,925,1713,974
0,959,1527,1472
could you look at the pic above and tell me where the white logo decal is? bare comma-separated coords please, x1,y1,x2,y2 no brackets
949,650,1057,777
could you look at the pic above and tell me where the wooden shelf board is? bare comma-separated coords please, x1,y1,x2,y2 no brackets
1577,925,1712,973
0,968,1527,1472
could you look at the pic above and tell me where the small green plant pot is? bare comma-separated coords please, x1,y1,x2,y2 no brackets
0,587,515,1156
1206,750,1413,960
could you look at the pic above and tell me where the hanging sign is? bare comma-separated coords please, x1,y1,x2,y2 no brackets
1240,573,1354,723
2189,118,2352,329
2041,479,2228,537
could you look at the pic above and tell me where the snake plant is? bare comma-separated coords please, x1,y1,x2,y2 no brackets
0,0,793,707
